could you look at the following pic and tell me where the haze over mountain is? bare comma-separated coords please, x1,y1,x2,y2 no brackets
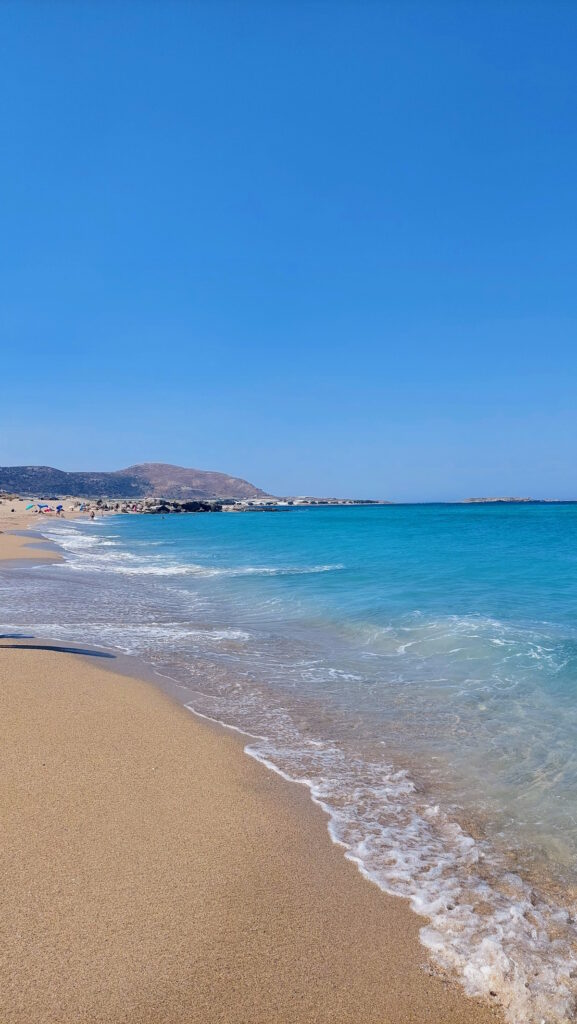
0,463,271,501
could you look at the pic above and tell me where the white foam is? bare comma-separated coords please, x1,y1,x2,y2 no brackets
239,735,577,1024
23,520,577,1021
7,621,250,654
54,556,344,578
39,521,345,578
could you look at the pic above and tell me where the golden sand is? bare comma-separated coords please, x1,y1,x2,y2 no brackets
0,637,502,1024
0,508,502,1022
0,499,62,562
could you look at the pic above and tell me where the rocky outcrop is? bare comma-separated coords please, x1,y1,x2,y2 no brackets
145,500,221,514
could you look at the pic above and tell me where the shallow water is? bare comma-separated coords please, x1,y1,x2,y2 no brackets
2,504,577,1021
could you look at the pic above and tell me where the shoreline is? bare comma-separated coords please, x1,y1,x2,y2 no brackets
0,641,501,1024
0,522,63,564
0,529,63,565
0,497,87,562
0,513,503,1023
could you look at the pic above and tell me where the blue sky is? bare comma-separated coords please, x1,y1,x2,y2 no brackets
1,1,576,500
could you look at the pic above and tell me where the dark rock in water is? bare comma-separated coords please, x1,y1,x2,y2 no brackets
145,500,222,514
180,500,220,513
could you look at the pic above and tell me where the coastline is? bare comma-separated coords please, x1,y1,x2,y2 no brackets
0,530,62,563
0,514,503,1022
0,517,62,563
0,498,81,562
0,641,501,1024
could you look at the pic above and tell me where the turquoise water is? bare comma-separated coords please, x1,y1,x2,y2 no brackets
3,504,577,1021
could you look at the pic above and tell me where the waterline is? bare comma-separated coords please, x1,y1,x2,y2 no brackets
2,505,577,1021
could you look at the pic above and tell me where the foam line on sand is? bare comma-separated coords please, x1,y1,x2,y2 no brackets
0,639,502,1023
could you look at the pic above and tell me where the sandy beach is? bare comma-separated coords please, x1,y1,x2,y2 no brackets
0,496,109,562
0,522,502,1024
0,499,63,562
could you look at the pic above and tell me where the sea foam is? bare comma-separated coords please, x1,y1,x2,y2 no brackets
7,507,577,1022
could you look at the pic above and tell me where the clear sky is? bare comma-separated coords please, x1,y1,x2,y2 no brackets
1,1,576,500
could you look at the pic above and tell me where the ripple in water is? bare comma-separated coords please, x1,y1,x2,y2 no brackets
3,506,577,1022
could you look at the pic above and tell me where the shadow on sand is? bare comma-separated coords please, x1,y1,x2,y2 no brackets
0,643,115,658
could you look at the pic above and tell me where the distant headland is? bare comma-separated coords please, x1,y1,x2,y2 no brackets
0,463,391,509
463,497,566,504
0,462,269,502
2,467,569,509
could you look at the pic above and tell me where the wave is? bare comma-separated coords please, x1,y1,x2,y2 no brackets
2,620,251,653
57,557,345,578
27,517,577,1021
41,524,344,578
106,562,344,577
190,710,577,1024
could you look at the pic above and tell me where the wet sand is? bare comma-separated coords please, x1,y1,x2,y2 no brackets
0,509,502,1023
0,638,502,1024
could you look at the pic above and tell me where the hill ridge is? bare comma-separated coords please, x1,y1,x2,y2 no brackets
0,463,270,501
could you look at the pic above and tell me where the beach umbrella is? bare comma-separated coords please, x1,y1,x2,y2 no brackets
25,504,35,510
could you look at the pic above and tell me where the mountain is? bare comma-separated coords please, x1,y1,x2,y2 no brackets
114,463,270,501
0,466,144,499
0,463,271,501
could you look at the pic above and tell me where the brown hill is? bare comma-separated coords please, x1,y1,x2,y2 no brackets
0,463,271,501
117,463,270,501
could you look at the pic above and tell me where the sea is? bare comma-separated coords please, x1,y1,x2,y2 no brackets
2,503,577,1022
